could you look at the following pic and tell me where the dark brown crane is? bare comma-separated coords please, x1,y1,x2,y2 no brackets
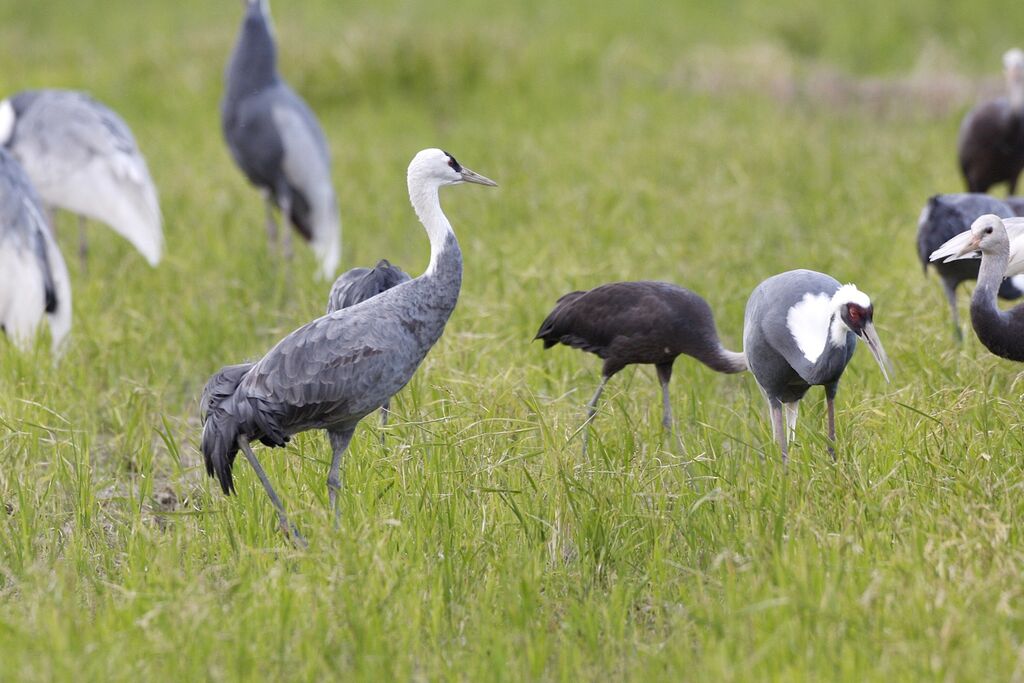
534,281,746,453
958,49,1024,194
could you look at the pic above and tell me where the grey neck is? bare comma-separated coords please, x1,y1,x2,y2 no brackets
226,10,278,100
974,245,1011,313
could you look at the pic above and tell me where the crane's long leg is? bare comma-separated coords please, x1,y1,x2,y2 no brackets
655,362,684,451
824,385,838,461
77,215,89,272
327,427,356,528
237,437,305,546
941,278,962,342
378,399,391,446
783,402,799,444
263,190,279,246
581,376,609,456
279,193,294,261
768,400,788,464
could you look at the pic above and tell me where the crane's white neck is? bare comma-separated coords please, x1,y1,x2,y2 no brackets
407,179,454,276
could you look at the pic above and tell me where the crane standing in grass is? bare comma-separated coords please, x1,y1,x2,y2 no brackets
534,281,747,454
201,149,495,540
222,0,341,280
958,49,1024,194
931,214,1024,361
0,148,71,354
0,89,163,269
743,270,891,462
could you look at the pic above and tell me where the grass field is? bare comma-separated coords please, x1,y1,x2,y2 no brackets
3,0,1024,679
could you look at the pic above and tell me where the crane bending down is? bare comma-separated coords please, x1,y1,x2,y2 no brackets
0,148,71,353
743,270,891,462
931,214,1024,361
200,149,495,539
0,89,163,267
222,0,341,280
534,281,747,453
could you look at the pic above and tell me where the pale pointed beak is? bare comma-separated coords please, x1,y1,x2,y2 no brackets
460,167,497,187
954,235,983,258
858,321,892,383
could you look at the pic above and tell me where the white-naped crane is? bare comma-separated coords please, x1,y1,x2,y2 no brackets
916,193,1024,339
534,281,747,454
958,49,1024,194
743,270,891,462
931,214,1024,360
222,0,341,280
0,148,71,354
201,149,495,541
0,89,163,268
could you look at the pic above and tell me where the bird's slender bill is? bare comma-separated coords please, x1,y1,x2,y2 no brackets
460,167,498,187
858,321,892,383
953,235,984,258
929,231,977,263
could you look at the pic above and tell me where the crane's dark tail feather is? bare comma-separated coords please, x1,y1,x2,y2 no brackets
200,363,255,495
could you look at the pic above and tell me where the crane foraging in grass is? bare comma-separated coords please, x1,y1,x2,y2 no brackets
222,0,341,279
958,48,1024,194
0,89,162,268
534,281,747,454
931,213,1024,361
0,148,71,354
201,149,495,540
916,193,1024,339
743,270,891,462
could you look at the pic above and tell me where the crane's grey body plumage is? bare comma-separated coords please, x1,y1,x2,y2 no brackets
958,49,1024,194
0,148,71,353
0,89,163,265
744,270,890,461
222,0,340,279
916,193,1024,337
535,280,746,451
202,234,458,494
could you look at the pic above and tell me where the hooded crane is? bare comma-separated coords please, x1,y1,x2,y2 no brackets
201,149,495,539
534,281,747,454
931,214,1024,361
916,193,1024,339
222,0,341,280
0,89,163,268
743,270,891,462
0,148,71,354
958,48,1024,194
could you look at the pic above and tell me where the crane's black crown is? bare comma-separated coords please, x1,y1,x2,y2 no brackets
443,150,462,173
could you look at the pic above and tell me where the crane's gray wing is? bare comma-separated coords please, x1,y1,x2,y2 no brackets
6,90,162,264
241,306,419,418
327,261,412,313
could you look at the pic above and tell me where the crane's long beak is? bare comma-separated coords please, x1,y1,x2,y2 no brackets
858,321,892,383
953,234,983,258
930,230,979,263
460,167,498,187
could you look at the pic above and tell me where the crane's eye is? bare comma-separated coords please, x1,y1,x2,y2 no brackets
985,227,993,234
442,151,462,173
847,305,862,324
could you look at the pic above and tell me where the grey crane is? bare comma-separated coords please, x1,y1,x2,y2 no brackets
534,281,747,453
743,270,891,462
931,214,1024,361
958,49,1024,194
201,149,495,539
0,148,71,354
916,193,1024,339
222,0,341,280
0,89,163,268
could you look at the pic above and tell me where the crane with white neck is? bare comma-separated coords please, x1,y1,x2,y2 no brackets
200,149,496,541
